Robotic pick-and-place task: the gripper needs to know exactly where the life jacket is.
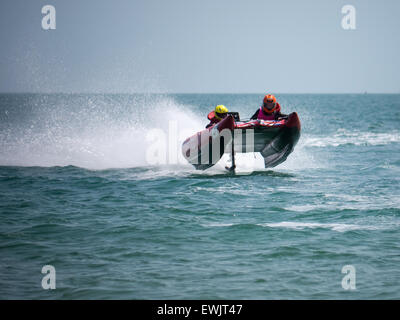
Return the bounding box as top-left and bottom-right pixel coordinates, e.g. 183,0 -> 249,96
257,103 -> 281,120
207,111 -> 220,126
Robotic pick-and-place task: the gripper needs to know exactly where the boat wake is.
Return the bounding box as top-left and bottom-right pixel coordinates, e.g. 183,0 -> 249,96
0,95 -> 203,170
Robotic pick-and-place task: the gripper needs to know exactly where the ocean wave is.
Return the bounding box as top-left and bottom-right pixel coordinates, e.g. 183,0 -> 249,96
284,198 -> 400,212
304,129 -> 400,147
258,221 -> 380,232
201,221 -> 385,232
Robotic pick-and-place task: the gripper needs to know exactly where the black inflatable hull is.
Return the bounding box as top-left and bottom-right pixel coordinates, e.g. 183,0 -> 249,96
259,119 -> 300,168
182,112 -> 301,170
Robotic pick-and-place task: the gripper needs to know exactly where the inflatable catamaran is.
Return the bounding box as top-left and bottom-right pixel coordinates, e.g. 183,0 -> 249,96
182,112 -> 301,171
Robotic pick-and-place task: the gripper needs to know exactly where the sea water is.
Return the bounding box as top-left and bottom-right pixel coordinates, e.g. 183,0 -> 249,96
0,93 -> 399,299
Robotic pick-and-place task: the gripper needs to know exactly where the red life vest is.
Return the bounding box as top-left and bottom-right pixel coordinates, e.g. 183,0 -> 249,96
207,111 -> 220,125
257,103 -> 281,120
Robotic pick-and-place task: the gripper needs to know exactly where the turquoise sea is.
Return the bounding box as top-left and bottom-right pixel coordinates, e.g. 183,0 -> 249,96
0,93 -> 399,299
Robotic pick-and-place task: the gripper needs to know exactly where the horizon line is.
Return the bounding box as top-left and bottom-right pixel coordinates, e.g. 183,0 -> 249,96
0,91 -> 399,95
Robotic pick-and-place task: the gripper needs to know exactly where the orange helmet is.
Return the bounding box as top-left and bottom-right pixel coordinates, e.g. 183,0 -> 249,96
263,94 -> 277,113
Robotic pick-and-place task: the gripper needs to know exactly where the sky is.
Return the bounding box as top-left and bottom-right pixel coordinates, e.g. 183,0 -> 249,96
0,0 -> 399,93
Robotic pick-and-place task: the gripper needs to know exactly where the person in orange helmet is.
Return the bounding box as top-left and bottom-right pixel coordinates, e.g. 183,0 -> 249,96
250,94 -> 287,121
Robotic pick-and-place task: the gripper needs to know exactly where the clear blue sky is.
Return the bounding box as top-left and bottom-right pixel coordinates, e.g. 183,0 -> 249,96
0,0 -> 399,93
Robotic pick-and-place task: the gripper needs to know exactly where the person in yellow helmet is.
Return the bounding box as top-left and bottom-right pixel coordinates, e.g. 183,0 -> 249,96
206,105 -> 228,128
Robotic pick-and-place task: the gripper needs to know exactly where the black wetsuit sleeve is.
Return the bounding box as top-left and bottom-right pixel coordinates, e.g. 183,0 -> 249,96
250,110 -> 259,120
275,111 -> 288,120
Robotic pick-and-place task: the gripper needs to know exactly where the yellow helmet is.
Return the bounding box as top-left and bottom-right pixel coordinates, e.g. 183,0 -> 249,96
214,105 -> 228,120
